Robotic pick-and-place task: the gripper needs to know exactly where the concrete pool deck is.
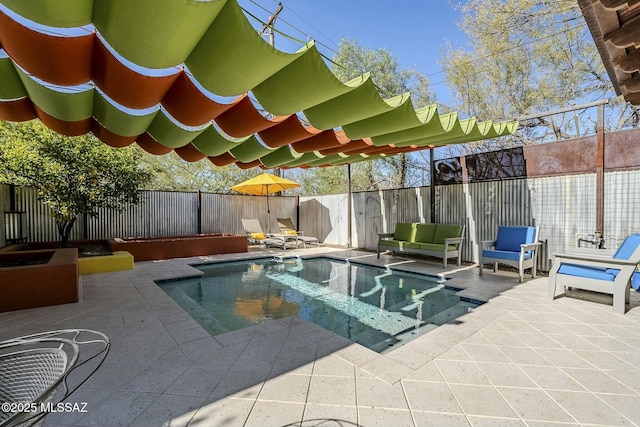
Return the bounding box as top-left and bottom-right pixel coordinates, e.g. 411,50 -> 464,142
2,245 -> 639,426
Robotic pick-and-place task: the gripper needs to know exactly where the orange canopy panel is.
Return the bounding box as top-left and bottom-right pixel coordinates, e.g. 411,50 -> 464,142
0,0 -> 518,169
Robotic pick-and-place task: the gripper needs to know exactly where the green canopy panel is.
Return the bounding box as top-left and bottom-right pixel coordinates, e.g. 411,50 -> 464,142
0,0 -> 518,169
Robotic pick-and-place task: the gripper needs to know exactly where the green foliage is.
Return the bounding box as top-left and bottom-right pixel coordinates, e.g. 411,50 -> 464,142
139,151 -> 259,193
0,120 -> 153,245
440,0 -> 638,153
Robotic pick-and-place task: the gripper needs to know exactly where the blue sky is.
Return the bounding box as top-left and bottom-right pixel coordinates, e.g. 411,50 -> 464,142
239,0 -> 469,105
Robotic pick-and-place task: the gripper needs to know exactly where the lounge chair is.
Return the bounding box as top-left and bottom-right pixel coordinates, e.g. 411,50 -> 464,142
548,233 -> 640,314
241,219 -> 293,251
479,226 -> 540,283
276,218 -> 320,248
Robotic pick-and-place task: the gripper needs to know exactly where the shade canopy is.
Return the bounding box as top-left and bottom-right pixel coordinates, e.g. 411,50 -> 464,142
0,0 -> 518,168
231,173 -> 300,196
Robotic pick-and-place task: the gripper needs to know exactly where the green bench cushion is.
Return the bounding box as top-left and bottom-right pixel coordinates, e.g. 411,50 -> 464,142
393,223 -> 416,242
379,240 -> 404,248
433,224 -> 463,246
405,242 -> 458,252
414,223 -> 436,243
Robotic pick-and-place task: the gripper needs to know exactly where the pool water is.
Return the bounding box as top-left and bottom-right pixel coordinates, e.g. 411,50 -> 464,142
157,257 -> 479,353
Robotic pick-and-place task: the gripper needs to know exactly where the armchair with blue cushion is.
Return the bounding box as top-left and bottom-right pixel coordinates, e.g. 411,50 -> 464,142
548,233 -> 640,314
479,226 -> 540,283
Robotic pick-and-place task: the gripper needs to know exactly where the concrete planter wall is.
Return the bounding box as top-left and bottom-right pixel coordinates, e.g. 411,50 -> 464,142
108,233 -> 248,261
0,248 -> 79,312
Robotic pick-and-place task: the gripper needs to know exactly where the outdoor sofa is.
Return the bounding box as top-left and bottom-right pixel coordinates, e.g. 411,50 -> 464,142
377,222 -> 465,267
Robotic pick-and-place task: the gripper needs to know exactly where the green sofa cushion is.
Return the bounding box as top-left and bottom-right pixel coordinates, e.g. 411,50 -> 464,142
379,239 -> 404,248
405,242 -> 457,252
393,223 -> 416,242
414,223 -> 436,243
433,224 -> 462,245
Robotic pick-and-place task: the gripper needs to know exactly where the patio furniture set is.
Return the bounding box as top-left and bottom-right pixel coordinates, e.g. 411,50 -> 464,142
241,218 -> 320,251
378,222 -> 640,315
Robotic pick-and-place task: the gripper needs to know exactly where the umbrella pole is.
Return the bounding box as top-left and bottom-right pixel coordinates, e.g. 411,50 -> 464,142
266,185 -> 271,233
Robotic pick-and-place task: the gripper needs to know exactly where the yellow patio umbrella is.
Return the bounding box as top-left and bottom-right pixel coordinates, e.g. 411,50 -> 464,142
231,173 -> 300,232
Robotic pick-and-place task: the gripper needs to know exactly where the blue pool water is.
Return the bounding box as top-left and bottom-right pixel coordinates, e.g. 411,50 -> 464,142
157,257 -> 479,353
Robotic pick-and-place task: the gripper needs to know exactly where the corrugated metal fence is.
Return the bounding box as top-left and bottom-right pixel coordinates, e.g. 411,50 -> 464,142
2,170 -> 639,272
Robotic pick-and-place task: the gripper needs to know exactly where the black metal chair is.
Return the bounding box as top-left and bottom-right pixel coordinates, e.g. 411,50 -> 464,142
0,329 -> 110,427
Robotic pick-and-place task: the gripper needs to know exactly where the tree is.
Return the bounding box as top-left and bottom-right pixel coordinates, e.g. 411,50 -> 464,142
0,121 -> 153,247
441,0 -> 638,155
140,151 -> 265,193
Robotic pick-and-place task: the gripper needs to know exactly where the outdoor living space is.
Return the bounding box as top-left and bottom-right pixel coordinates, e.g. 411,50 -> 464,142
2,244 -> 639,427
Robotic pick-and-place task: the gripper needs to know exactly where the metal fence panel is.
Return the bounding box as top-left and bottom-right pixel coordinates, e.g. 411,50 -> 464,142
0,185 -> 10,247
529,174 -> 597,264
604,170 -> 640,249
2,168 -> 639,275
201,193 -> 297,236
300,194 -> 347,246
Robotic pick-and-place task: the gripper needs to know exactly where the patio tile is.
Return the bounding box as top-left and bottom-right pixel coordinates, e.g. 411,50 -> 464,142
244,401 -> 305,427
459,343 -> 511,363
475,362 -> 537,387
466,416 -> 526,426
561,368 -> 636,394
435,360 -> 490,385
359,355 -> 412,384
480,328 -> 527,347
605,369 -> 640,394
437,344 -> 473,361
402,380 -> 464,413
129,393 -> 206,427
165,366 -> 223,397
447,384 -> 517,418
301,403 -> 359,426
596,393 -> 640,426
499,346 -> 552,366
402,360 -> 445,382
208,369 -> 267,401
533,348 -> 595,369
495,387 -> 574,423
42,387 -> 114,427
517,365 -> 586,391
188,398 -> 254,427
583,336 -> 638,352
257,373 -> 312,403
72,390 -> 161,427
356,377 -> 409,410
82,362 -> 149,391
312,354 -> 356,377
357,407 -> 414,427
124,363 -> 189,393
306,376 -> 356,406
412,412 -> 471,427
546,390 -> 635,426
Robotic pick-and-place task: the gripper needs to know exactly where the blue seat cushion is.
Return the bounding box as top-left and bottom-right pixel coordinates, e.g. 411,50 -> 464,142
558,263 -> 619,281
613,233 -> 640,260
495,226 -> 536,252
632,271 -> 640,291
483,249 -> 532,261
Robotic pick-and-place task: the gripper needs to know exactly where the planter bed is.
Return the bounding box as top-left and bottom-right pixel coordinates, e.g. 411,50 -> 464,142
1,240 -> 134,275
107,233 -> 248,261
0,248 -> 79,312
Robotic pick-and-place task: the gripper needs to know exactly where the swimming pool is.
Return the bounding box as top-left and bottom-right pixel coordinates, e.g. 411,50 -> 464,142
157,257 -> 480,353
